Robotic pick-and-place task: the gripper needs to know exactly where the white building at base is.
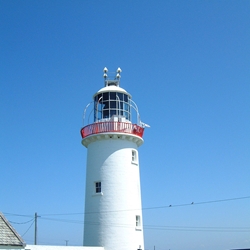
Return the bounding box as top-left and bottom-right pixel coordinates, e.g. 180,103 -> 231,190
25,246 -> 104,250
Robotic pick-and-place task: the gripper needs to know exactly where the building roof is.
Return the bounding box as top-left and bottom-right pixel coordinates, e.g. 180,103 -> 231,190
25,246 -> 104,250
0,212 -> 26,248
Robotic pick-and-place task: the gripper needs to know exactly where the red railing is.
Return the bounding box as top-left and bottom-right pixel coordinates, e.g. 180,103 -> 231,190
80,121 -> 144,139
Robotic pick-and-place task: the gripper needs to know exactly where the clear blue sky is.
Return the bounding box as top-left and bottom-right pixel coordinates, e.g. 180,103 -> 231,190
1,1 -> 250,250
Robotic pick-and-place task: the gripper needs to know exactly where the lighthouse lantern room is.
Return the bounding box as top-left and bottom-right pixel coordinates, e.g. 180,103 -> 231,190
81,68 -> 148,250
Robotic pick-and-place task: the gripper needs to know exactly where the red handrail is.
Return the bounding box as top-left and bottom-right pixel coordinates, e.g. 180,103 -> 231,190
80,122 -> 144,139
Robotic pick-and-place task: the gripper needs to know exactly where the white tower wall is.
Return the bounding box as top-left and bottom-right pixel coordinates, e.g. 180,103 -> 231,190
83,133 -> 144,250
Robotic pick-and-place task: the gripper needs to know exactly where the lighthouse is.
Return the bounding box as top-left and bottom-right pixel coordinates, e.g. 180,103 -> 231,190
81,68 -> 147,250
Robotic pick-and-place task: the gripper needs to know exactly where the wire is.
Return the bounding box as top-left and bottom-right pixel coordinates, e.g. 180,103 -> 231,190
39,217 -> 84,224
143,195 -> 250,211
39,212 -> 83,216
32,217 -> 250,233
144,227 -> 250,233
3,212 -> 33,218
21,219 -> 35,237
39,195 -> 250,216
82,195 -> 250,215
9,218 -> 35,224
4,195 -> 250,218
143,224 -> 250,232
2,194 -> 249,242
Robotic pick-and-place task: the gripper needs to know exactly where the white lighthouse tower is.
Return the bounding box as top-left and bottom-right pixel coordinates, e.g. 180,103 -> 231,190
81,68 -> 147,250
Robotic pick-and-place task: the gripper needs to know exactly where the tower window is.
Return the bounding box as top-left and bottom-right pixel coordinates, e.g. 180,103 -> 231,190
95,182 -> 101,193
136,215 -> 141,227
132,150 -> 137,164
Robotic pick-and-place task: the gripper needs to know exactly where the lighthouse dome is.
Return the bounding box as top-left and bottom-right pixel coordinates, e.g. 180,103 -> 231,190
94,85 -> 131,97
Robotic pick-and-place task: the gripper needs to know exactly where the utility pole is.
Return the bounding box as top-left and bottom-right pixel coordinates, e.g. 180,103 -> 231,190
34,213 -> 39,245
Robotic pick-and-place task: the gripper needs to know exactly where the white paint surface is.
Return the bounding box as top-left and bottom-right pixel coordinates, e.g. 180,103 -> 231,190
83,134 -> 144,250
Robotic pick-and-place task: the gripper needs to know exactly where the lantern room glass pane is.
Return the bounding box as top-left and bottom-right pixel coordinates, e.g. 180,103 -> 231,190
110,110 -> 116,117
124,95 -> 128,102
103,101 -> 109,108
124,111 -> 129,120
103,110 -> 109,118
97,111 -> 102,120
118,93 -> 123,101
103,92 -> 109,101
119,102 -> 123,109
110,92 -> 116,100
94,92 -> 131,122
124,103 -> 129,111
110,101 -> 116,108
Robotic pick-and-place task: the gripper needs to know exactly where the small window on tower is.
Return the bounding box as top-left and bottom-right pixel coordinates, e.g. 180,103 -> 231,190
136,215 -> 141,228
132,150 -> 137,164
95,182 -> 101,193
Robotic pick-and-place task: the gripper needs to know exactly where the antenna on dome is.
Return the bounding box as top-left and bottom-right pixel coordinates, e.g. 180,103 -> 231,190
103,67 -> 108,79
103,67 -> 122,87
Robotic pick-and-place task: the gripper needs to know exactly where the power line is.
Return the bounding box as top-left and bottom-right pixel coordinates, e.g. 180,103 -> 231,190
39,212 -> 83,216
142,195 -> 250,211
3,195 -> 249,242
9,218 -> 34,224
3,195 -> 250,218
3,212 -> 33,218
32,217 -> 250,233
37,195 -> 250,216
143,225 -> 250,232
21,219 -> 35,237
45,217 -> 250,232
39,217 -> 84,224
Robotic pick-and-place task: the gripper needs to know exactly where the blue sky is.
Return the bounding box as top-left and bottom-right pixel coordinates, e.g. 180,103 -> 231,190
1,1 -> 250,250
